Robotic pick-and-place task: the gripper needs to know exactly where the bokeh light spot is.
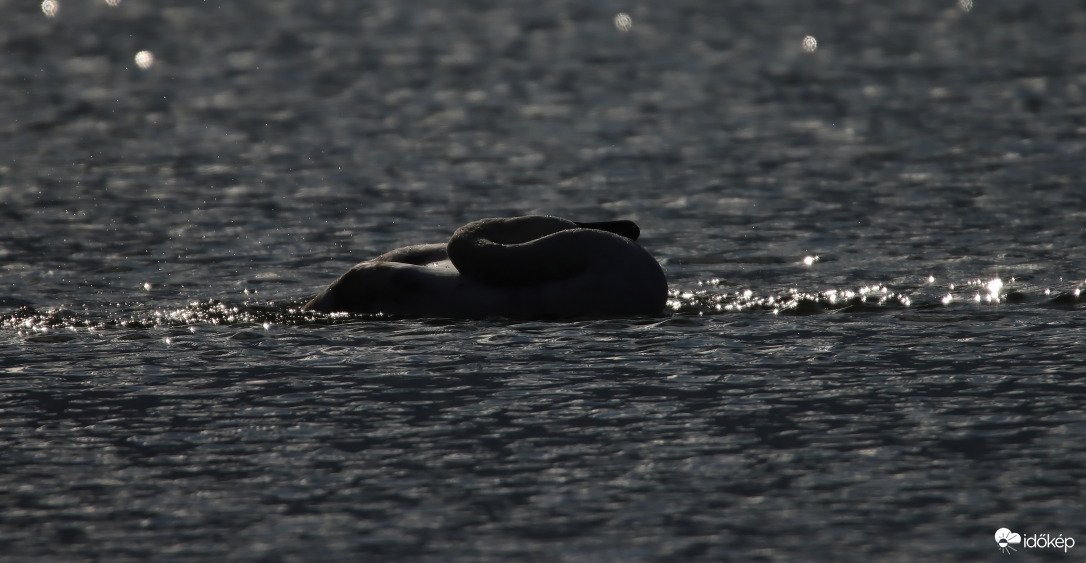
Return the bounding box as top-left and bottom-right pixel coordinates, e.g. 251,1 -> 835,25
614,13 -> 632,32
135,50 -> 155,69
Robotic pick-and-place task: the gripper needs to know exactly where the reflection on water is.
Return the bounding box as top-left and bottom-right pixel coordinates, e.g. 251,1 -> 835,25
3,275 -> 1083,337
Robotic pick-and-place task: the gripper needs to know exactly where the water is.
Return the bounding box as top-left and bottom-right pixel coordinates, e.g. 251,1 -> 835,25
3,0 -> 1085,560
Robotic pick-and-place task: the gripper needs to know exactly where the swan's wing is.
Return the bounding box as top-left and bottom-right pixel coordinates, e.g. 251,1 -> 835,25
448,216 -> 644,287
371,243 -> 448,265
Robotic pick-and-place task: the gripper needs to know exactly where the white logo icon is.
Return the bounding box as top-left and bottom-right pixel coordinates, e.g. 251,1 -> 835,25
995,528 -> 1022,554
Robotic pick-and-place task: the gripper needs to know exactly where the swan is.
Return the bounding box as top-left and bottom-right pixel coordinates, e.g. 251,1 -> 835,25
302,215 -> 668,319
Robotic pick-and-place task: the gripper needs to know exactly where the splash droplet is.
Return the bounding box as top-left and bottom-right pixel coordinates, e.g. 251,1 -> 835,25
41,0 -> 58,17
959,0 -> 973,12
802,35 -> 818,53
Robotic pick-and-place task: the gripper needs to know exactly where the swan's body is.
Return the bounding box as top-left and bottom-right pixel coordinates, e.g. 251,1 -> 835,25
303,216 -> 667,319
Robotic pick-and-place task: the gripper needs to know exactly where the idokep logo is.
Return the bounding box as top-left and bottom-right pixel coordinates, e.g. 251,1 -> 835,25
995,528 -> 1076,555
995,528 -> 1021,554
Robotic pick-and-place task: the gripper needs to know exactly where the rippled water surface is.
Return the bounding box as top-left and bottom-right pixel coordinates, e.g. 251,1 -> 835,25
3,1 -> 1085,560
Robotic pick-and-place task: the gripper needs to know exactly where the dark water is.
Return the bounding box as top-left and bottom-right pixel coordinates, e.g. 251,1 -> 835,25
3,0 -> 1085,560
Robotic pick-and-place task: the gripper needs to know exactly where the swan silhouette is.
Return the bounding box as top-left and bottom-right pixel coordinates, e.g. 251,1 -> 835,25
302,215 -> 668,319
